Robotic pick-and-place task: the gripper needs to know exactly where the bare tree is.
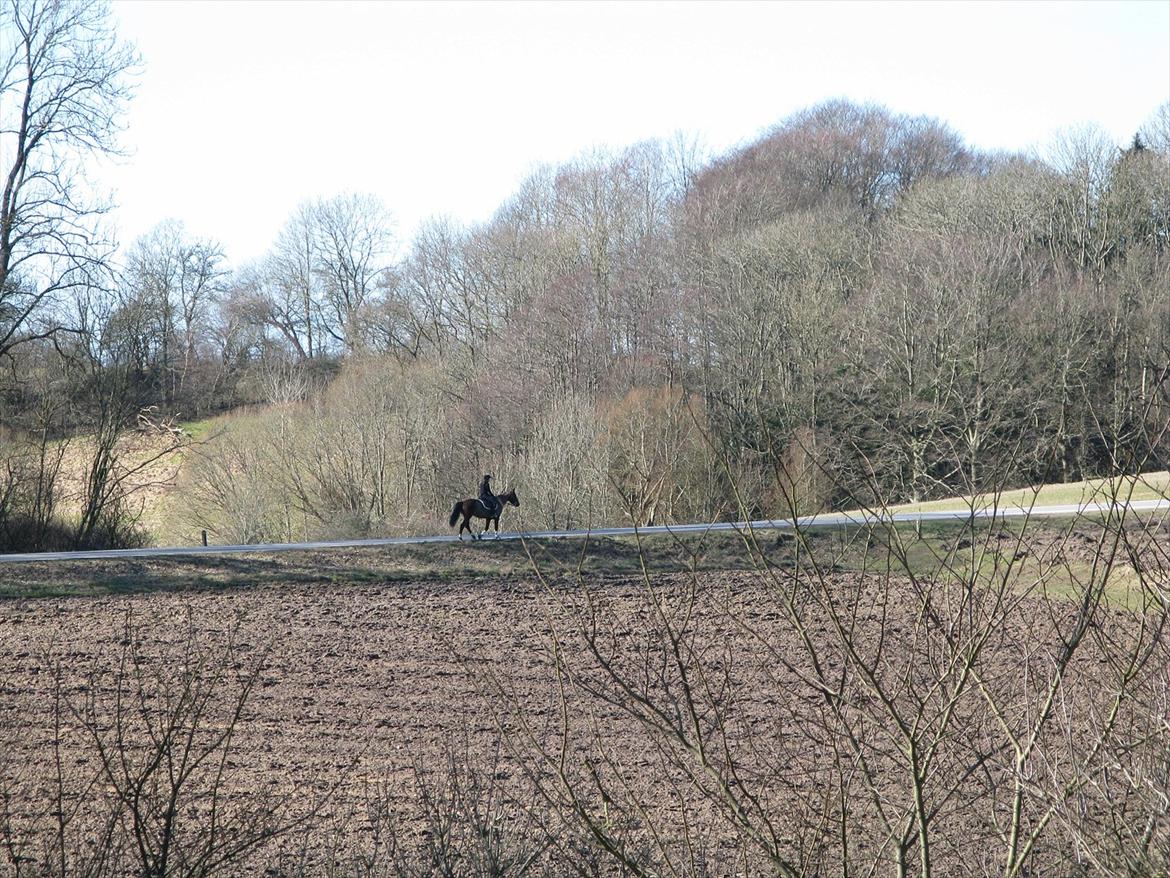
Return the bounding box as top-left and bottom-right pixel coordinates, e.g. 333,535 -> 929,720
0,0 -> 136,361
120,220 -> 226,409
1140,101 -> 1170,156
1044,125 -> 1124,282
245,195 -> 394,359
312,193 -> 395,352
255,204 -> 326,360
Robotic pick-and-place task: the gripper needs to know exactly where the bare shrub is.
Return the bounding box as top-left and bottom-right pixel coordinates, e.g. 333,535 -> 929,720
0,428 -> 69,552
76,617 -> 306,876
182,360 -> 455,542
0,368 -> 174,553
267,746 -> 572,878
257,357 -> 317,407
282,360 -> 446,538
0,657 -> 125,877
0,612 -> 323,878
181,412 -> 295,544
487,491 -> 1170,876
601,386 -> 713,526
519,394 -> 610,531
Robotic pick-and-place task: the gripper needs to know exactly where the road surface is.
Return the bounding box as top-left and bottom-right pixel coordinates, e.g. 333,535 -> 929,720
1,499 -> 1167,565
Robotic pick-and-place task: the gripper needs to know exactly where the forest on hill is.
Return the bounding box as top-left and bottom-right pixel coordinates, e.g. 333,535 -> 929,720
2,1 -> 1169,548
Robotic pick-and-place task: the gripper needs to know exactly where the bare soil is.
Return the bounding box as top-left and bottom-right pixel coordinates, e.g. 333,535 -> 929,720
0,556 -> 1165,875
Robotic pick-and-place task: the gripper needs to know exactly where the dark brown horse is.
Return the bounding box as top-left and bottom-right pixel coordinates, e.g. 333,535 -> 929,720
448,489 -> 519,540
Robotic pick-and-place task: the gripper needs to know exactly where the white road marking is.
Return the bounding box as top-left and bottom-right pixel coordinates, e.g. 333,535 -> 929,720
1,500 -> 1166,565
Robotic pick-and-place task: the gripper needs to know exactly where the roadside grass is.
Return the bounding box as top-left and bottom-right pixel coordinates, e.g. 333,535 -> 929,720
849,517 -> 1160,609
889,471 -> 1170,514
2,514 -> 1162,608
179,416 -> 223,443
0,533 -> 751,599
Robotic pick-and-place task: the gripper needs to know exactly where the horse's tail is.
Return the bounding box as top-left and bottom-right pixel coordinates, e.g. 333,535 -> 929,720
448,501 -> 462,527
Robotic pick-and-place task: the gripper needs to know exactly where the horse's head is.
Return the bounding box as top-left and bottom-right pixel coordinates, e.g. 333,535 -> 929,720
501,489 -> 520,507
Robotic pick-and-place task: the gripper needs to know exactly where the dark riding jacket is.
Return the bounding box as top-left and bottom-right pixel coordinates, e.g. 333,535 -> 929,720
478,476 -> 499,515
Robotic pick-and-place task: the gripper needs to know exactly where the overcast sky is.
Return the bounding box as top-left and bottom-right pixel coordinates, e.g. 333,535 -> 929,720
95,0 -> 1170,266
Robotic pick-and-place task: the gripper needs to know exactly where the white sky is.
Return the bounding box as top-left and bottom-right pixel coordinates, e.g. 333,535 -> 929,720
96,0 -> 1170,266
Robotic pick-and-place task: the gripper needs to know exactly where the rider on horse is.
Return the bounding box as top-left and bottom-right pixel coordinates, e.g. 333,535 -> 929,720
450,475 -> 518,540
478,474 -> 500,517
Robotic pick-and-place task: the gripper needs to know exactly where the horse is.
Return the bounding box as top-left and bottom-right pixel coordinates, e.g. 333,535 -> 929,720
448,489 -> 520,540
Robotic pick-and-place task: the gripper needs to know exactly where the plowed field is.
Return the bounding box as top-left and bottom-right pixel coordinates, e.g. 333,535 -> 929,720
0,550 -> 1165,875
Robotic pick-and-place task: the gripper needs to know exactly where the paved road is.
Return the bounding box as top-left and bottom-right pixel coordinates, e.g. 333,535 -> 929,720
1,499 -> 1166,565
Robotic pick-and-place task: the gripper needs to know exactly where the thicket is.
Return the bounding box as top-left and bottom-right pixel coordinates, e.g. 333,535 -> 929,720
174,103 -> 1170,543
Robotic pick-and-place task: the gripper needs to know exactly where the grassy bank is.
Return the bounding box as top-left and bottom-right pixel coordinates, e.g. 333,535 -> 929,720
3,511 -> 1162,610
888,471 -> 1170,513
